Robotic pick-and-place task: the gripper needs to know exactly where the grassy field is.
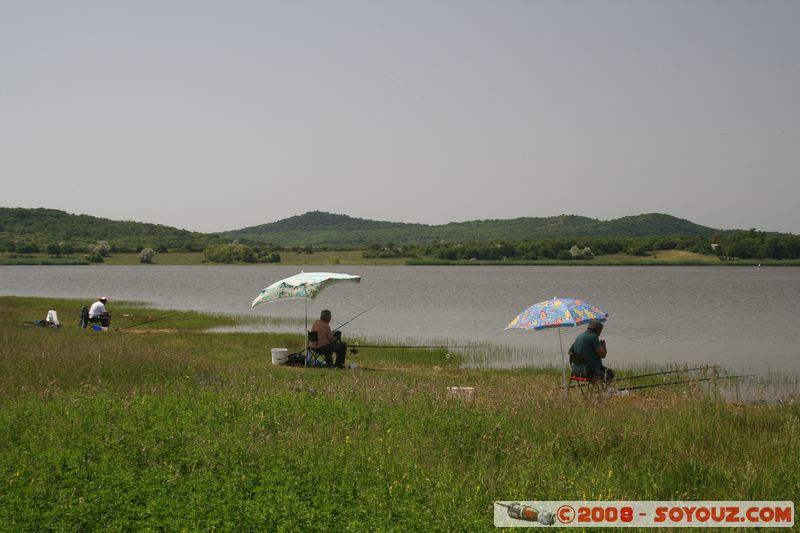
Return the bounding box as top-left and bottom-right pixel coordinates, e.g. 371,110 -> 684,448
0,256 -> 90,265
409,253 -> 800,267
1,297 -> 798,530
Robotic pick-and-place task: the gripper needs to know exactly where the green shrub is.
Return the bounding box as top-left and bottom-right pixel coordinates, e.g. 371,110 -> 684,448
139,248 -> 156,264
204,244 -> 257,264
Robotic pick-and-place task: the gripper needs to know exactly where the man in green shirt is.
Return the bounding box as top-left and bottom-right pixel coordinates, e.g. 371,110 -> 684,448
569,319 -> 614,382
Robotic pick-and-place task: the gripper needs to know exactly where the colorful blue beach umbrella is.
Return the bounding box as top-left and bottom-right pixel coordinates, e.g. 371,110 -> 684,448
506,298 -> 609,395
506,298 -> 608,331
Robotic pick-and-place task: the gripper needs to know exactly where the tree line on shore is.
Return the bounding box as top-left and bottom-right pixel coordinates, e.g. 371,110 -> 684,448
361,230 -> 800,261
4,207 -> 799,263
3,230 -> 800,263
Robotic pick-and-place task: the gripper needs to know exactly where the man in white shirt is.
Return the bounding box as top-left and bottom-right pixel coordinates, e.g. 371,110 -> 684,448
88,297 -> 111,327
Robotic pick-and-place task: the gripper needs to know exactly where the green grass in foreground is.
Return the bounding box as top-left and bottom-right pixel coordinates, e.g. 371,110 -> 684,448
1,297 -> 798,531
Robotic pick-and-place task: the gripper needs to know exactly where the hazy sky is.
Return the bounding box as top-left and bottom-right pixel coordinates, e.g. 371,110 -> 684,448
1,1 -> 798,233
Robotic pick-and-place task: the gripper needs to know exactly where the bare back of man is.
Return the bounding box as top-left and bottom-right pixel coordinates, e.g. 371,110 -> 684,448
310,310 -> 347,368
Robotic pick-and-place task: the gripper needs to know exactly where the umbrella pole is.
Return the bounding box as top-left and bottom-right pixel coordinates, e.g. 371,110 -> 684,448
304,298 -> 308,367
558,328 -> 567,397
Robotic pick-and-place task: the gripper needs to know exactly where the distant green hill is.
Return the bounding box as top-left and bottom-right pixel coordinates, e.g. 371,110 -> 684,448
4,208 -> 798,262
220,211 -> 720,246
0,207 -> 219,252
0,207 -> 723,251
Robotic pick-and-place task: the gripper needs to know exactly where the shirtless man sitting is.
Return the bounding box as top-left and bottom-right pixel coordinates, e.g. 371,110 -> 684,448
310,309 -> 347,368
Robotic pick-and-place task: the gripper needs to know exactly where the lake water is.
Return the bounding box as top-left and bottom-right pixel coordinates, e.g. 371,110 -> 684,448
2,265 -> 799,374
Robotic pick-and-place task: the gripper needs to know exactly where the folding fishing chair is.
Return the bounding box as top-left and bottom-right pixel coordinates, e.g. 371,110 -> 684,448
305,330 -> 329,367
78,306 -> 90,328
568,353 -> 608,396
569,374 -> 606,396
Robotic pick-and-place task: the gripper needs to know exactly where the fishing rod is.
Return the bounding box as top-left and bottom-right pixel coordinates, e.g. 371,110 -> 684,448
616,374 -> 754,392
116,315 -> 166,331
351,344 -> 488,349
614,366 -> 712,383
348,343 -> 489,356
333,302 -> 383,331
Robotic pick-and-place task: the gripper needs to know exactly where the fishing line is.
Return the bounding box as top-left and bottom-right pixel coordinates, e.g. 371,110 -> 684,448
116,316 -> 166,331
333,302 -> 383,331
616,374 -> 754,392
614,366 -> 712,383
351,344 -> 489,349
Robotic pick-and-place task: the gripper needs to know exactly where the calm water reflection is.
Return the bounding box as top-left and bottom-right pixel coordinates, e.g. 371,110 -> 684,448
2,264 -> 799,373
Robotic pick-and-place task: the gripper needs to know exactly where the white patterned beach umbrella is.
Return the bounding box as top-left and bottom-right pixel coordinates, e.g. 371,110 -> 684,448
251,272 -> 361,309
251,272 -> 361,352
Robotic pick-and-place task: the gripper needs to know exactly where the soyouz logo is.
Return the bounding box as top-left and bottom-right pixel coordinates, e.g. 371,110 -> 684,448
494,501 -> 794,528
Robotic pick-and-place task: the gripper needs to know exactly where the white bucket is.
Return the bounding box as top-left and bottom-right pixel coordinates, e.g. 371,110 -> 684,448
271,348 -> 289,365
46,309 -> 60,326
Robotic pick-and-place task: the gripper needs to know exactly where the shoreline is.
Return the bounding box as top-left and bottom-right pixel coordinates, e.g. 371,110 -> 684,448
3,254 -> 799,267
5,295 -> 798,384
